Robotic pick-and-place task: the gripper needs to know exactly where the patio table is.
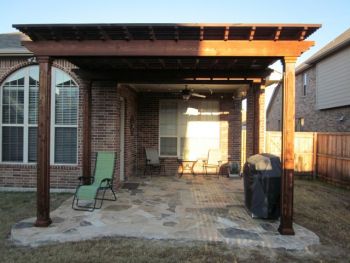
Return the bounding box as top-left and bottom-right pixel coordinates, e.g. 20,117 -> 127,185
177,159 -> 197,177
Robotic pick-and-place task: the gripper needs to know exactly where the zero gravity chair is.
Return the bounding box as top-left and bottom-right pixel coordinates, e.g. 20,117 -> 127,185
72,152 -> 117,211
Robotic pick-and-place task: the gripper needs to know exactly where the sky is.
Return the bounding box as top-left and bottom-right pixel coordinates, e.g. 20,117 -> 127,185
1,0 -> 349,106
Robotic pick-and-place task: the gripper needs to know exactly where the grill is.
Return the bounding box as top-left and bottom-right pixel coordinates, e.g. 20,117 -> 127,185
243,153 -> 281,219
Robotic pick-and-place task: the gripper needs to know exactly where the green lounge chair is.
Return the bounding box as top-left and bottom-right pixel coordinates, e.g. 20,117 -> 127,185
72,152 -> 117,211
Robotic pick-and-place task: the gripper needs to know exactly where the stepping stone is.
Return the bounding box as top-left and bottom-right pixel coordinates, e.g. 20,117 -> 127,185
121,182 -> 139,190
52,217 -> 65,223
80,220 -> 92,227
260,223 -> 277,233
13,222 -> 33,229
132,199 -> 143,205
218,227 -> 262,241
105,204 -> 132,211
163,221 -> 177,227
63,228 -> 77,234
161,213 -> 171,218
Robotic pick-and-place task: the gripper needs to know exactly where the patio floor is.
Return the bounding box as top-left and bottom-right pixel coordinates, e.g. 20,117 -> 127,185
11,175 -> 319,250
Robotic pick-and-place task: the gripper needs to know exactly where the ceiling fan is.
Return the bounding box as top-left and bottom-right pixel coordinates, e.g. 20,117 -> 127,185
181,86 -> 206,100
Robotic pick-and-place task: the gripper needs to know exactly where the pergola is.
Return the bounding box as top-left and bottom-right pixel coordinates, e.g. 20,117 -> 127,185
14,23 -> 320,235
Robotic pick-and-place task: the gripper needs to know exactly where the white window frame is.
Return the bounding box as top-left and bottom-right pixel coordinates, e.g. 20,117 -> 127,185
50,68 -> 79,166
0,66 -> 78,165
302,72 -> 308,97
158,99 -> 220,158
0,67 -> 33,164
159,100 -> 178,157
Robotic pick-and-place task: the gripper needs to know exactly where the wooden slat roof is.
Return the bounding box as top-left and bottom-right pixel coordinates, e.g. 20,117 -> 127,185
69,57 -> 275,71
13,23 -> 320,42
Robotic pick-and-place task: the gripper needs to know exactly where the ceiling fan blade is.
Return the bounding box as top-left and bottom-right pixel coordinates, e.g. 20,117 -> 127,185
192,93 -> 206,98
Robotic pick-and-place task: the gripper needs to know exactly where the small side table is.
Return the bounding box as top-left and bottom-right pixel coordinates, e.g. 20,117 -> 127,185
177,159 -> 197,177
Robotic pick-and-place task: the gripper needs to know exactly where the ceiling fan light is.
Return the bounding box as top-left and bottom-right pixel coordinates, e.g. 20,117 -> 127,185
182,94 -> 191,100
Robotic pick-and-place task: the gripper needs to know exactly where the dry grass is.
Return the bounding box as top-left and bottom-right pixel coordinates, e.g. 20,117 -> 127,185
0,179 -> 349,263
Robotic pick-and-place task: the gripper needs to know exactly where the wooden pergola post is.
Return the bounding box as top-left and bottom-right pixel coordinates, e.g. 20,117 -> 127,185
82,80 -> 92,184
278,56 -> 297,235
35,56 -> 52,227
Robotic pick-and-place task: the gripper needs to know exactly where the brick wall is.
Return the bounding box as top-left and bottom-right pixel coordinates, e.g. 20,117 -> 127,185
0,57 -> 243,187
136,92 -> 242,176
90,83 -> 138,189
266,84 -> 282,131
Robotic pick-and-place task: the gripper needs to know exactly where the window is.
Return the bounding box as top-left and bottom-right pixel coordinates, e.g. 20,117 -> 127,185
302,72 -> 308,96
0,66 -> 78,164
52,69 -> 78,164
159,100 -> 220,159
296,117 -> 304,131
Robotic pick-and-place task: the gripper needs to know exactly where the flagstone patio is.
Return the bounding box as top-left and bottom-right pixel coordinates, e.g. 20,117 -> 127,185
11,175 -> 319,250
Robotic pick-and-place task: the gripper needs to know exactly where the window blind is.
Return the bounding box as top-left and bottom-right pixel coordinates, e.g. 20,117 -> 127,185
54,127 -> 77,164
159,100 -> 220,158
2,127 -> 23,162
28,127 -> 37,162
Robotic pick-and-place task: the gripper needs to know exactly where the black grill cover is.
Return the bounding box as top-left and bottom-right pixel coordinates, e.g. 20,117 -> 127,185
243,153 -> 281,219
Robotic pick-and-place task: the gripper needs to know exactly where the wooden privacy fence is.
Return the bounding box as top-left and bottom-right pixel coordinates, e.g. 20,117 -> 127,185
263,131 -> 350,188
316,133 -> 350,187
265,132 -> 316,175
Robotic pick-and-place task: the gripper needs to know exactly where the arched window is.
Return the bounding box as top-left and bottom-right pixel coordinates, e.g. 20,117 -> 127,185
0,66 -> 79,164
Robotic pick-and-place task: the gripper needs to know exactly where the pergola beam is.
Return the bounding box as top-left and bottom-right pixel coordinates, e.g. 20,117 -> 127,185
72,68 -> 271,83
73,71 -> 255,85
22,40 -> 315,57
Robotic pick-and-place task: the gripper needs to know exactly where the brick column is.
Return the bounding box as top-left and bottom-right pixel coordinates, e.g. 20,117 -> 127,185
254,83 -> 266,154
246,83 -> 265,160
221,98 -> 242,166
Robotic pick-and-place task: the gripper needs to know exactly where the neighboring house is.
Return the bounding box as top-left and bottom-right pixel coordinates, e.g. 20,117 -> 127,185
267,27 -> 350,132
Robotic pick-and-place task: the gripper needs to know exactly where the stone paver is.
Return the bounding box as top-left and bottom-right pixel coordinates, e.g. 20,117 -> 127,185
11,175 -> 319,250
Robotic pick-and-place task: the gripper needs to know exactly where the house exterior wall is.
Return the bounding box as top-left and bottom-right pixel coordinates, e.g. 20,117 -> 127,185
0,57 -> 242,188
266,66 -> 350,132
90,83 -> 138,189
0,58 -> 138,189
137,92 -> 242,176
266,84 -> 282,131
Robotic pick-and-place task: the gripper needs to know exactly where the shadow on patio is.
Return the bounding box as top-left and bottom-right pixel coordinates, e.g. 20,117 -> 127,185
11,175 -> 318,250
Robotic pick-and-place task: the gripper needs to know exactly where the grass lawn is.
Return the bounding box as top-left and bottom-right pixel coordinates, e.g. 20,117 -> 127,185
0,179 -> 349,263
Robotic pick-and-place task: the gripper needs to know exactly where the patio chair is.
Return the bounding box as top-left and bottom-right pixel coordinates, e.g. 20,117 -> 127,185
72,152 -> 117,211
203,149 -> 222,178
144,148 -> 165,176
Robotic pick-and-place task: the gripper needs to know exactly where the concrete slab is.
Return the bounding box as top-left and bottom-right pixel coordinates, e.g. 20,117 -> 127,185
11,175 -> 319,250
